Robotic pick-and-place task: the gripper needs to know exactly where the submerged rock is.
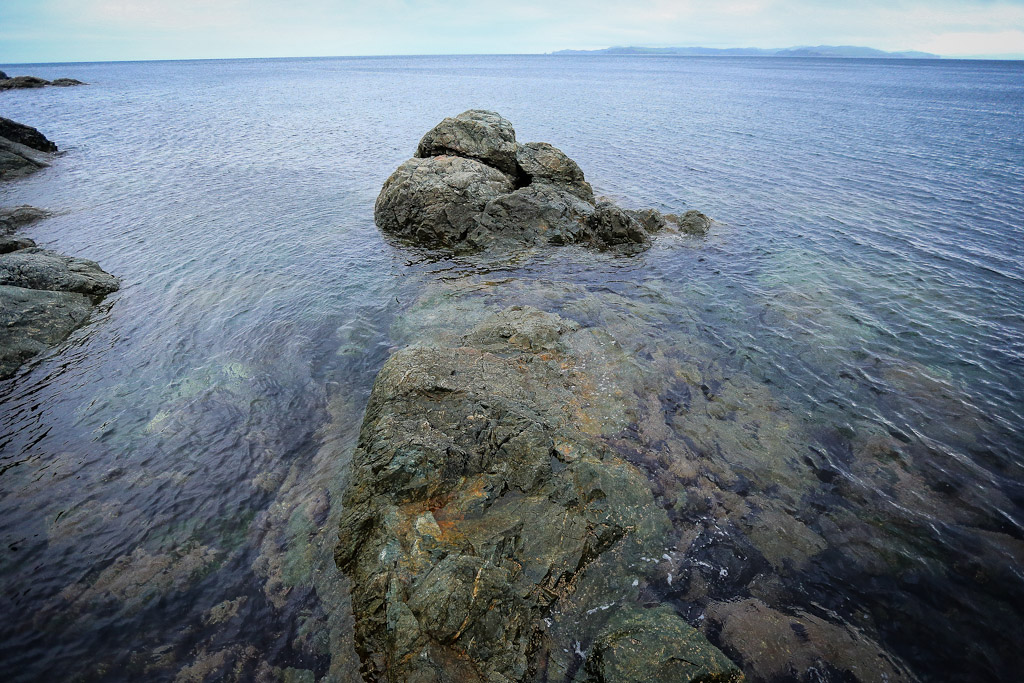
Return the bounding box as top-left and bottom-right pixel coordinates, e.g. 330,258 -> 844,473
336,306 -> 741,682
50,78 -> 85,87
703,598 -> 914,682
0,205 -> 51,233
375,110 -> 707,252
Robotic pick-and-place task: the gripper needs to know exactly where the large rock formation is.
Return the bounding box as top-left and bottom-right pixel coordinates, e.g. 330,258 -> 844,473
336,306 -> 741,682
375,110 -> 710,252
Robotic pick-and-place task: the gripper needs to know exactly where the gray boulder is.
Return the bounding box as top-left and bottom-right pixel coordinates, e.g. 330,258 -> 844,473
667,209 -> 712,235
589,201 -> 650,247
374,155 -> 515,248
0,118 -> 57,180
625,208 -> 669,234
0,285 -> 93,379
50,78 -> 85,87
516,141 -> 594,202
0,137 -> 52,180
0,248 -> 120,297
626,208 -> 713,236
336,306 -> 741,682
416,109 -> 520,177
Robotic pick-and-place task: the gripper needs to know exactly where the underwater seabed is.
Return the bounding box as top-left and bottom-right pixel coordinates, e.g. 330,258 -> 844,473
0,224 -> 1019,682
335,237 -> 1023,681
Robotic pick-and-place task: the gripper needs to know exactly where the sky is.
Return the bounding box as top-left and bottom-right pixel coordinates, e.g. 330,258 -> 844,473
1,0 -> 1023,63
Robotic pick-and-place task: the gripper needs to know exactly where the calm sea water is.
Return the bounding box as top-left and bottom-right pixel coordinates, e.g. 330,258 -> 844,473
0,55 -> 1022,682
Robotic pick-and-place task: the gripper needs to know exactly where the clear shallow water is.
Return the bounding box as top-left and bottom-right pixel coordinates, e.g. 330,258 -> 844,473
0,55 -> 1021,681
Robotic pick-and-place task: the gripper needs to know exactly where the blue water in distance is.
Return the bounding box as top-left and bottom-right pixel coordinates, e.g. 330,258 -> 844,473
0,55 -> 1022,681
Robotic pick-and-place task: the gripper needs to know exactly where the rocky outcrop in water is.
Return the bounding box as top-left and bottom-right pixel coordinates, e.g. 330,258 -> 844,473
0,116 -> 57,180
0,120 -> 119,380
0,246 -> 119,379
0,74 -> 85,91
1,205 -> 51,232
336,306 -> 742,682
375,110 -> 710,251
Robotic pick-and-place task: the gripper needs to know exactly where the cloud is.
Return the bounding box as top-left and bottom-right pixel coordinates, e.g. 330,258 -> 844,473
1,0 -> 1022,62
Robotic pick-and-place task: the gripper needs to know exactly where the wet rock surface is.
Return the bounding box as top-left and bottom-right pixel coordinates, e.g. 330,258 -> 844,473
0,120 -> 118,380
0,117 -> 57,180
336,306 -> 742,682
0,248 -> 120,296
1,205 -> 50,233
0,246 -> 119,378
375,110 -> 710,252
0,117 -> 59,153
0,284 -> 94,379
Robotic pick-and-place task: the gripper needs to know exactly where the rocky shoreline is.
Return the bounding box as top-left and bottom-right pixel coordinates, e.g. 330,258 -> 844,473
0,117 -> 118,380
0,70 -> 85,91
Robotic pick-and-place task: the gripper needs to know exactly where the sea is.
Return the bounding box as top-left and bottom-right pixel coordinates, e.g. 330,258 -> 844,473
0,55 -> 1022,682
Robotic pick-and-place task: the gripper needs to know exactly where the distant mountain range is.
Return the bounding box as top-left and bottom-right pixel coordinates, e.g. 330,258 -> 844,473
551,45 -> 941,59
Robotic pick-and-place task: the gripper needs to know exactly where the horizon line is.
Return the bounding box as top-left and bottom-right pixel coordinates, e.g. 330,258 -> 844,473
5,50 -> 1024,66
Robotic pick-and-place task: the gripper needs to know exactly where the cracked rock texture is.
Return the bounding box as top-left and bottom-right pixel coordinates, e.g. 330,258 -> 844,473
375,110 -> 711,252
335,306 -> 741,682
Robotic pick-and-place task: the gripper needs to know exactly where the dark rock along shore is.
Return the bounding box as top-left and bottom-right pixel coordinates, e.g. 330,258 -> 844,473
0,71 -> 85,91
0,117 -> 119,380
